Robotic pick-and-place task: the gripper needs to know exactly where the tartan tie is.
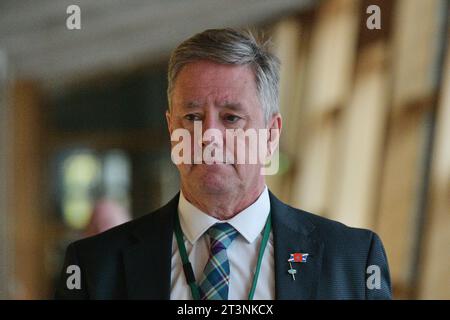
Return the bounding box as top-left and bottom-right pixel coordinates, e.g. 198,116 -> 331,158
198,223 -> 239,300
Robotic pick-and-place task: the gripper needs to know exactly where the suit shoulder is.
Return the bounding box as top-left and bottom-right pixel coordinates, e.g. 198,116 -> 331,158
289,205 -> 376,246
70,212 -> 154,254
68,194 -> 178,260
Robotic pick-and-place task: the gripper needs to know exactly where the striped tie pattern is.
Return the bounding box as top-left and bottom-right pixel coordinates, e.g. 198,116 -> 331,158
199,223 -> 238,300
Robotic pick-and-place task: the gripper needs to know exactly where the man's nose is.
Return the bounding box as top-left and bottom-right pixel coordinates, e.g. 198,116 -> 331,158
202,112 -> 220,131
201,113 -> 224,146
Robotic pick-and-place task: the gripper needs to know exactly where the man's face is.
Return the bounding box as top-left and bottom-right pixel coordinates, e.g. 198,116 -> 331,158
167,60 -> 277,196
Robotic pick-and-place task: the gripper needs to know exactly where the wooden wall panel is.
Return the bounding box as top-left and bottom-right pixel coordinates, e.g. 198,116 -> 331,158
290,115 -> 337,214
376,109 -> 429,297
289,0 -> 360,215
329,42 -> 389,229
0,54 -> 12,299
418,47 -> 450,299
11,81 -> 47,299
273,17 -> 305,157
375,0 -> 446,299
305,0 -> 360,115
391,0 -> 443,109
268,17 -> 310,201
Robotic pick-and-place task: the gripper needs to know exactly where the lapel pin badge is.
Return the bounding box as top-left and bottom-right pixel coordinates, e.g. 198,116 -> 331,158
287,253 -> 309,281
288,262 -> 297,280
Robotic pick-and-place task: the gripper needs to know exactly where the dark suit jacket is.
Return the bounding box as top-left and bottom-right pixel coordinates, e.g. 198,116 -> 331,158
55,191 -> 392,299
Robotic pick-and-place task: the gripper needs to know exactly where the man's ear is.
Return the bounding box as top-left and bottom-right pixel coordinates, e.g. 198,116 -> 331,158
267,113 -> 282,156
166,110 -> 173,136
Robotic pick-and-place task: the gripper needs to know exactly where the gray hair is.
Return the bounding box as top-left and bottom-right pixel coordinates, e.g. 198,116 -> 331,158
167,28 -> 281,123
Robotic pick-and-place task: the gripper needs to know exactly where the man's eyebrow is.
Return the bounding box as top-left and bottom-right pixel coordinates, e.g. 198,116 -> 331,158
182,101 -> 243,111
183,101 -> 202,109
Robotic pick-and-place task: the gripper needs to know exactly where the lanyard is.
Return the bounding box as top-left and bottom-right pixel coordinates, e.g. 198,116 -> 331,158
174,211 -> 272,300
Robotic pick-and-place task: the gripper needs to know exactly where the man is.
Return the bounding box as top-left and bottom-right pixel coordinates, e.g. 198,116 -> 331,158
55,28 -> 391,299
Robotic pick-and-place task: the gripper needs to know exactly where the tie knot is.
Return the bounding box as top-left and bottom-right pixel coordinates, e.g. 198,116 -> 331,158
207,223 -> 238,251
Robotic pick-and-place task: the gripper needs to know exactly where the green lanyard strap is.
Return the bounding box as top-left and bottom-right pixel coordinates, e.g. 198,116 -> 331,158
174,214 -> 201,300
248,213 -> 271,300
174,211 -> 272,300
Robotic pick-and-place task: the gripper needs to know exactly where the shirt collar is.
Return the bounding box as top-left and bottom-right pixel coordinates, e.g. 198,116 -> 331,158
178,186 -> 270,245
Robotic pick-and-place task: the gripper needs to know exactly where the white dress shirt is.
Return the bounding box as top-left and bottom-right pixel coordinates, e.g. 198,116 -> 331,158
170,186 -> 275,300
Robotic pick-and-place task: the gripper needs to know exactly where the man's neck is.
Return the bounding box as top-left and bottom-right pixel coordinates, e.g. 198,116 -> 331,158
180,183 -> 265,221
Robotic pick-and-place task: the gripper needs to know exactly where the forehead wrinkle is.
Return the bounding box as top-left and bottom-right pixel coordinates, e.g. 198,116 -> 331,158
216,100 -> 243,111
181,88 -> 239,108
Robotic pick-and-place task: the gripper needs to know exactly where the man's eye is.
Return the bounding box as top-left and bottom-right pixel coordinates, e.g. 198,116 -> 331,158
224,115 -> 241,123
184,114 -> 201,121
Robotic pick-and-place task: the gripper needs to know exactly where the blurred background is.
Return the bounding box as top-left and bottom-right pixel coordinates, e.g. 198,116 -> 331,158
0,0 -> 448,299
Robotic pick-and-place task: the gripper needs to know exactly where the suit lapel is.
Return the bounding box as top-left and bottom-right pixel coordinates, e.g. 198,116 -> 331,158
270,191 -> 324,300
123,193 -> 179,299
